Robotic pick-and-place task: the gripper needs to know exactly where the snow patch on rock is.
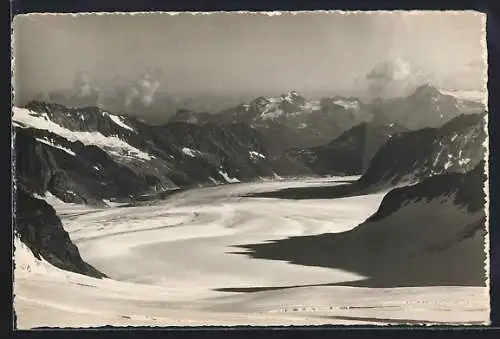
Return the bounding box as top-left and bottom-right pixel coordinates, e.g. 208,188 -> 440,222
103,112 -> 135,132
249,151 -> 266,160
218,170 -> 240,183
13,107 -> 153,161
35,137 -> 76,156
182,147 -> 199,158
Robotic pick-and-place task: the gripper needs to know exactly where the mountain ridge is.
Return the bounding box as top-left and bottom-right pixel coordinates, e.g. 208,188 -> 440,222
247,112 -> 486,200
13,102 -> 281,205
283,121 -> 409,176
168,85 -> 485,155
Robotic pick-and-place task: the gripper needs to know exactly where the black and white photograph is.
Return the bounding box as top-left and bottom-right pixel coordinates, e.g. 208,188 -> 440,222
11,11 -> 489,328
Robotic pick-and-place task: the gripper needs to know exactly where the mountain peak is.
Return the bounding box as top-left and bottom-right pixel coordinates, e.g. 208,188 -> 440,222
411,84 -> 441,98
285,90 -> 300,98
250,96 -> 270,106
281,90 -> 306,106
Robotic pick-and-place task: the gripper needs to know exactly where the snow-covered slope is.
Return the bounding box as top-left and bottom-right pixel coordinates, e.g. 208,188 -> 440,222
240,162 -> 487,288
13,178 -> 489,328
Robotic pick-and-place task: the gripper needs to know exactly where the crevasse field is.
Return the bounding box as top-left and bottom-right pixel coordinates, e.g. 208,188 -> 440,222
13,177 -> 489,328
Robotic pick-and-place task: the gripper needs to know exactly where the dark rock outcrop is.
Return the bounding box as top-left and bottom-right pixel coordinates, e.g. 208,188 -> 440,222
357,112 -> 486,190
14,127 -> 151,206
285,121 -> 409,176
14,189 -> 106,278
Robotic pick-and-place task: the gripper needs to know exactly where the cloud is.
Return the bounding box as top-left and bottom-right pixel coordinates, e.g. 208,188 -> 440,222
365,57 -> 431,98
73,71 -> 99,98
124,71 -> 161,108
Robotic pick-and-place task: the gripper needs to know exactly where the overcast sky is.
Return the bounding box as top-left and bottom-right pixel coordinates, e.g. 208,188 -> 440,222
13,11 -> 486,105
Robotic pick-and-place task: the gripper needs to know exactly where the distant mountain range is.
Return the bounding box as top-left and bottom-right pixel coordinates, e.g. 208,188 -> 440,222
369,84 -> 484,129
37,89 -> 262,124
38,84 -> 485,139
169,90 -> 371,153
169,85 -> 484,155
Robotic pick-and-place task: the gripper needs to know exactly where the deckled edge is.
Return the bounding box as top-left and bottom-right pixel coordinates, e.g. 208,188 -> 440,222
10,8 -> 18,330
10,9 -> 490,328
11,9 -> 485,18
479,11 -> 491,326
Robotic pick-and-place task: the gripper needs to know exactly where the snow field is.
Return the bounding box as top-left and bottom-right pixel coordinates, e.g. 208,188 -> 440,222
14,178 -> 490,328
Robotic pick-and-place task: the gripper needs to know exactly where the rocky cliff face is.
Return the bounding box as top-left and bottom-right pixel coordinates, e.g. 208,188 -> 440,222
14,127 -> 154,206
14,189 -> 106,278
358,112 -> 486,191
